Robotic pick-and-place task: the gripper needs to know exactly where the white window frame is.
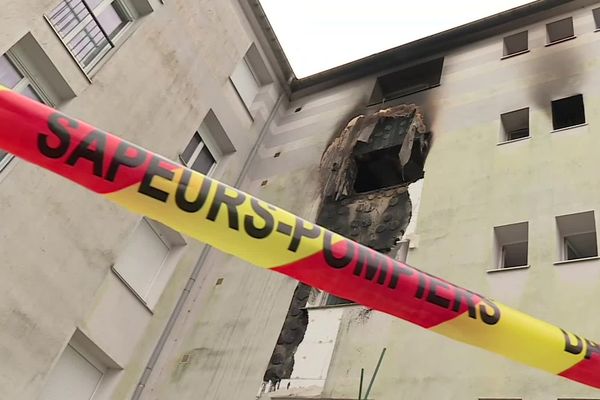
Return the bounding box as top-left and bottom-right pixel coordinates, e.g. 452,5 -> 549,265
499,107 -> 529,144
492,222 -> 529,271
230,57 -> 262,118
556,211 -> 598,262
41,329 -> 121,400
111,218 -> 186,310
178,133 -> 218,176
0,51 -> 52,173
45,0 -> 136,75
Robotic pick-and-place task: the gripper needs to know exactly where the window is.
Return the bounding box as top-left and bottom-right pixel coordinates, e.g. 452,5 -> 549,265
556,211 -> 598,261
46,0 -> 133,72
179,110 -> 235,175
230,43 -> 272,113
0,51 -> 49,172
594,8 -> 600,30
353,115 -> 428,193
551,94 -> 585,130
494,222 -> 528,269
503,31 -> 528,57
500,108 -> 529,142
40,330 -> 120,400
546,17 -> 575,44
369,58 -> 444,104
112,219 -> 185,307
231,58 -> 260,110
180,132 -> 216,175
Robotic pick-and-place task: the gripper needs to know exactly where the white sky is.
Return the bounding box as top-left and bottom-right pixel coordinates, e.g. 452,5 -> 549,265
260,1 -> 532,78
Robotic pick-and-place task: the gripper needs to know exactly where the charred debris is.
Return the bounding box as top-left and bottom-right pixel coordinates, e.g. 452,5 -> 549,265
264,104 -> 432,386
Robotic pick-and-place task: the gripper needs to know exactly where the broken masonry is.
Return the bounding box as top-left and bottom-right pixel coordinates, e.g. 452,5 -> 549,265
263,104 -> 431,385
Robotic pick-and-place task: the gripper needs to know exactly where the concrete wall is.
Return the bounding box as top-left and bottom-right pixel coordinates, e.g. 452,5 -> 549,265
259,2 -> 600,400
0,1 -> 285,399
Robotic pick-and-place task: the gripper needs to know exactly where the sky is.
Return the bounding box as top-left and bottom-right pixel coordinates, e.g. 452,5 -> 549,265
260,1 -> 532,78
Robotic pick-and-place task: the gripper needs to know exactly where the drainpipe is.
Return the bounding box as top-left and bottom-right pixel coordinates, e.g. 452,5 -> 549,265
131,92 -> 286,400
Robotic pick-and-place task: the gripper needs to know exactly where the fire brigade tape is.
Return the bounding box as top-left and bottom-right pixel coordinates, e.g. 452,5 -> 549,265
0,86 -> 599,388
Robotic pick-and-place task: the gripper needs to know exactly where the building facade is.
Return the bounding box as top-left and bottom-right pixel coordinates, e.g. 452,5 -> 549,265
3,1 -> 600,400
0,1 -> 291,399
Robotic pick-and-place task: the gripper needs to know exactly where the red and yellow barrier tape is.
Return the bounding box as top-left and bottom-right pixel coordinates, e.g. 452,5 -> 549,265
0,86 -> 599,388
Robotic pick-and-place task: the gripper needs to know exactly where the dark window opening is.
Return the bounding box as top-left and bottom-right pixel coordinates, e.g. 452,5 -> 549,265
501,108 -> 529,142
546,17 -> 574,44
565,232 -> 598,260
353,144 -> 425,193
494,222 -> 528,269
552,94 -> 585,130
369,58 -> 443,104
326,294 -> 353,306
594,8 -> 600,30
503,31 -> 528,56
501,242 -> 528,268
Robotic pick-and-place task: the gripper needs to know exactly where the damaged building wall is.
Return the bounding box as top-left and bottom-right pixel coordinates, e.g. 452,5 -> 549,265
264,4 -> 600,400
262,104 -> 432,391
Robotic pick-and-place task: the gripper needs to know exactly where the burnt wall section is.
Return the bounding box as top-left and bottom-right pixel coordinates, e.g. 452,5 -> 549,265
263,283 -> 310,385
318,187 -> 411,252
263,105 -> 431,387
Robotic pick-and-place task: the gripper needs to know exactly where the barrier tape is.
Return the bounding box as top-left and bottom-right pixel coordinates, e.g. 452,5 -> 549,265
1,86 -> 599,388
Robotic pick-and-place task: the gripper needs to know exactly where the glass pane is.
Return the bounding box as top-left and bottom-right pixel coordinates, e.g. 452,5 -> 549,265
67,19 -> 110,67
97,3 -> 127,37
230,59 -> 260,108
181,133 -> 202,164
0,55 -> 23,88
86,0 -> 104,9
49,0 -> 88,38
191,146 -> 216,174
19,85 -> 43,103
0,150 -> 8,163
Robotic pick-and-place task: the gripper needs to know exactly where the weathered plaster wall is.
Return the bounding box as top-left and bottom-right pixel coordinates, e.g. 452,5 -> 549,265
304,3 -> 600,400
0,1 -> 283,399
146,74 -> 376,400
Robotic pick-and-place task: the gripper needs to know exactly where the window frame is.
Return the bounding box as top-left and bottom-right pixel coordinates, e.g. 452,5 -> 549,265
499,107 -> 530,144
594,7 -> 600,30
551,94 -> 586,131
178,132 -> 218,176
556,211 -> 598,263
230,56 -> 262,114
45,0 -> 136,76
40,329 -> 121,400
111,218 -> 178,308
0,51 -> 52,173
502,30 -> 529,58
545,17 -> 576,45
491,222 -> 529,272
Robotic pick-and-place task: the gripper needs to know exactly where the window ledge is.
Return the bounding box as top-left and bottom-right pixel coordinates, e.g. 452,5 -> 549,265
545,35 -> 577,47
554,256 -> 600,266
487,265 -> 530,273
551,123 -> 588,133
111,266 -> 154,314
501,49 -> 530,60
497,136 -> 530,146
595,28 -> 600,32
303,302 -> 360,310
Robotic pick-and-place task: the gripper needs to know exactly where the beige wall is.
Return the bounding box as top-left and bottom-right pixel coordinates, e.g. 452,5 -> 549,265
259,2 -> 600,400
0,1 -> 285,399
5,1 -> 600,400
